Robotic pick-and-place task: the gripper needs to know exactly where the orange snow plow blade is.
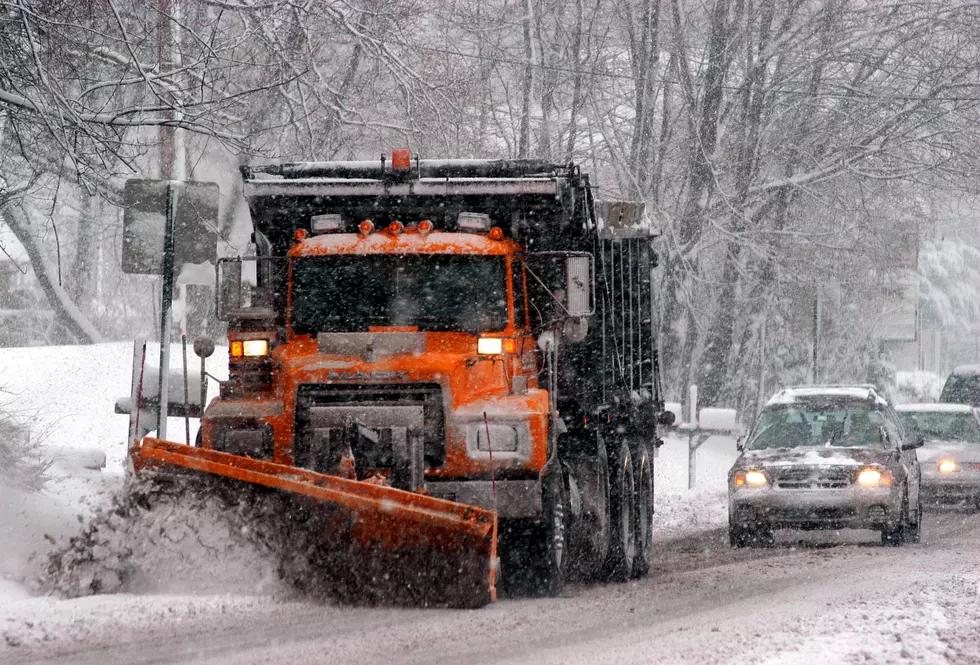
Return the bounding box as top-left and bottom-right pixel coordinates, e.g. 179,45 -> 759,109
135,437 -> 497,608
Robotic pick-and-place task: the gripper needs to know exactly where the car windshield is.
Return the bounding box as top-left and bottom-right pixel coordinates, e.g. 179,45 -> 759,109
747,402 -> 889,450
898,411 -> 980,444
939,374 -> 980,406
290,254 -> 509,334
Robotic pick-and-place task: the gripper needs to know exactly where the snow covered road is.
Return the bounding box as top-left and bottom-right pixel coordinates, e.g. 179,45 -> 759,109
7,509 -> 980,665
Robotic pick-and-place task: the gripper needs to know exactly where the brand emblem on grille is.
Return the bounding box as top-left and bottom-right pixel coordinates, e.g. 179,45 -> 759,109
327,370 -> 409,380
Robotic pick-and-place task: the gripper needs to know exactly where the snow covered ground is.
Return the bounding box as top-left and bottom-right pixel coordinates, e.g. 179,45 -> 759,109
0,343 -> 737,654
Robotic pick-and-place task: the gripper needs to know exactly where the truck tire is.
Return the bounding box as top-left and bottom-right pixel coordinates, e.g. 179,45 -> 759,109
631,441 -> 654,578
566,435 -> 610,581
604,439 -> 636,582
499,469 -> 568,597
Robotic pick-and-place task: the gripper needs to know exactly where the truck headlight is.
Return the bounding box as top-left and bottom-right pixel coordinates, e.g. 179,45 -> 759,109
477,337 -> 503,355
231,339 -> 270,357
466,422 -> 528,454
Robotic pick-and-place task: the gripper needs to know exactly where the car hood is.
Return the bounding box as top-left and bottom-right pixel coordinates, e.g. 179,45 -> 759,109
740,447 -> 887,468
918,441 -> 980,464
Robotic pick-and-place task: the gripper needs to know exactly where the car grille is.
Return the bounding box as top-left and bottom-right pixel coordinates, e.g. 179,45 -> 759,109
776,506 -> 857,521
293,383 -> 445,474
772,466 -> 854,489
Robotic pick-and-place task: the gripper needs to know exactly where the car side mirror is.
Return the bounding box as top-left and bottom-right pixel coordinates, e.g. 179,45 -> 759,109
736,434 -> 745,452
900,437 -> 924,451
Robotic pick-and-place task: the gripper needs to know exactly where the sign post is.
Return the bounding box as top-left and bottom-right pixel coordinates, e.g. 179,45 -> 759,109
122,178 -> 219,439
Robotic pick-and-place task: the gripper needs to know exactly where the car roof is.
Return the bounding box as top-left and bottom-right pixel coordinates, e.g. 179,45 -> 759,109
895,402 -> 976,413
765,385 -> 888,407
949,364 -> 980,376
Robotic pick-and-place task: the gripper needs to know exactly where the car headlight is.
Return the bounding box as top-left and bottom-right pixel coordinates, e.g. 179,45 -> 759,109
857,468 -> 893,486
938,459 -> 959,473
734,470 -> 768,487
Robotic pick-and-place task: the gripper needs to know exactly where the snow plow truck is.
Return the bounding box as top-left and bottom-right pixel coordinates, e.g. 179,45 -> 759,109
124,151 -> 673,608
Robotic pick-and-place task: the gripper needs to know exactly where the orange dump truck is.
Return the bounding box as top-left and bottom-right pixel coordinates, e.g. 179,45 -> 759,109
128,152 -> 673,608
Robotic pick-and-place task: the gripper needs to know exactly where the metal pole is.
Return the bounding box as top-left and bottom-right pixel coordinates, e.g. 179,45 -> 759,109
182,333 -> 190,445
157,182 -> 178,440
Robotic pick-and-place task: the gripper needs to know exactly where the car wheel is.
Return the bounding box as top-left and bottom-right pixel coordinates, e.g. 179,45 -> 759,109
630,441 -> 654,578
882,493 -> 908,547
904,495 -> 922,544
603,439 -> 636,582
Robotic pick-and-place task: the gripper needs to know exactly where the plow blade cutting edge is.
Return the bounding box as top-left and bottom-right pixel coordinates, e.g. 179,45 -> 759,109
134,437 -> 497,608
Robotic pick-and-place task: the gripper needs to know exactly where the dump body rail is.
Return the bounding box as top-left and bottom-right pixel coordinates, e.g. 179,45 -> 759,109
136,438 -> 497,607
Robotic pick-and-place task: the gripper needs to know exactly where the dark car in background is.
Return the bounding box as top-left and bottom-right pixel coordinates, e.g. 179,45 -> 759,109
939,365 -> 980,406
896,403 -> 980,509
729,386 -> 923,547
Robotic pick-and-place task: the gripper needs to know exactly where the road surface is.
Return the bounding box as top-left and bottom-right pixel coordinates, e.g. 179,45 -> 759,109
6,509 -> 980,665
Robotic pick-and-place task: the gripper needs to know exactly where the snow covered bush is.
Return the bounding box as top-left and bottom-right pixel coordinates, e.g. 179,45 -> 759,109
893,370 -> 944,404
0,391 -> 50,491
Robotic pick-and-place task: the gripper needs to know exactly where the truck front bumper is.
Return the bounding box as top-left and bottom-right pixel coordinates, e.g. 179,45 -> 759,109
428,480 -> 542,519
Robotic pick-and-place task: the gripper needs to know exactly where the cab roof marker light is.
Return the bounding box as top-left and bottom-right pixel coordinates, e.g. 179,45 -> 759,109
391,148 -> 412,170
311,213 -> 343,233
458,212 -> 492,232
388,220 -> 405,235
293,228 -> 308,242
358,220 -> 374,236
489,226 -> 504,241
418,219 -> 434,235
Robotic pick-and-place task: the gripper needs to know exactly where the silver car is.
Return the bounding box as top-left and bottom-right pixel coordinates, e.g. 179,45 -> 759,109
896,403 -> 980,509
728,386 -> 923,547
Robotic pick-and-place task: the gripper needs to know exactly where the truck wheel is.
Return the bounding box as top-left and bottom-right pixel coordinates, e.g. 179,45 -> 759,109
536,469 -> 569,595
631,442 -> 654,578
604,439 -> 636,582
566,435 -> 610,581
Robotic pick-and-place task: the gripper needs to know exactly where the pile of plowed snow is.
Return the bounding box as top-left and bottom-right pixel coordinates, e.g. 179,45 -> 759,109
36,477 -> 289,599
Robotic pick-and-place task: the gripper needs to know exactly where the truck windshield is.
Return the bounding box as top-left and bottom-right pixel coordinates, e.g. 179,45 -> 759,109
290,255 -> 509,334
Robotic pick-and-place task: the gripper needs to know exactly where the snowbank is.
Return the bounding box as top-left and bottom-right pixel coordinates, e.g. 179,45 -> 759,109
0,342 -> 737,640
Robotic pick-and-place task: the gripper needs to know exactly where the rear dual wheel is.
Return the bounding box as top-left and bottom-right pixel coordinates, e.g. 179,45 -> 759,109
631,442 -> 654,578
604,439 -> 636,581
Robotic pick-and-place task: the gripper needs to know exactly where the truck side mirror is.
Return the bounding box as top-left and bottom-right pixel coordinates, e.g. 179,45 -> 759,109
565,255 -> 593,317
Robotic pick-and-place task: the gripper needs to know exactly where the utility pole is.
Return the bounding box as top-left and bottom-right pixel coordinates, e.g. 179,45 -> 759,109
811,290 -> 820,384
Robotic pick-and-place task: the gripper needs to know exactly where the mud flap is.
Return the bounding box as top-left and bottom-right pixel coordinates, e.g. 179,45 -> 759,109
134,437 -> 497,608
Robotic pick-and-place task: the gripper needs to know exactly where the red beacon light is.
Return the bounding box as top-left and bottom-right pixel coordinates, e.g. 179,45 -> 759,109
417,219 -> 433,235
388,220 -> 405,235
489,226 -> 504,241
391,149 -> 412,170
293,228 -> 309,242
358,220 -> 375,236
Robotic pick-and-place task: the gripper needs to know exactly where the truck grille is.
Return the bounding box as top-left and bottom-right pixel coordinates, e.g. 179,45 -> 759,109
773,466 -> 854,489
293,383 -> 445,474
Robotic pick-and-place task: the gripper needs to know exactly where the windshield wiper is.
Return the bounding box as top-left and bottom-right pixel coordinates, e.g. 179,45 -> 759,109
824,429 -> 841,447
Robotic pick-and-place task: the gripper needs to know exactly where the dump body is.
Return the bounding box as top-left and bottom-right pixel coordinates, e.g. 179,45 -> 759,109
130,155 -> 669,604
